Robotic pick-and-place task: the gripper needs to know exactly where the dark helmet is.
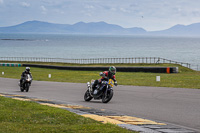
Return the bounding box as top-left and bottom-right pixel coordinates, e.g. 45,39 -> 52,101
25,67 -> 30,72
109,66 -> 116,75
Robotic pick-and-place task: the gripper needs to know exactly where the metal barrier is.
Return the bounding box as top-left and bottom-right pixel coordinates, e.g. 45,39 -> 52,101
0,57 -> 191,68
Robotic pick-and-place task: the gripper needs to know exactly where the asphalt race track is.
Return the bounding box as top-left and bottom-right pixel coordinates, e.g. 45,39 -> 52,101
0,77 -> 200,132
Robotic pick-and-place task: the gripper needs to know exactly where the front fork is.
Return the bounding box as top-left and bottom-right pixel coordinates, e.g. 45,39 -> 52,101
105,85 -> 112,97
104,85 -> 109,97
87,82 -> 93,97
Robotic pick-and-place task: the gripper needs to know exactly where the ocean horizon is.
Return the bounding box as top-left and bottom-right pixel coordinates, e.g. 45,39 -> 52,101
0,33 -> 200,69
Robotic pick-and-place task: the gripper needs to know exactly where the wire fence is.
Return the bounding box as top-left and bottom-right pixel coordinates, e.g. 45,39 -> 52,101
190,64 -> 200,71
0,56 -> 192,69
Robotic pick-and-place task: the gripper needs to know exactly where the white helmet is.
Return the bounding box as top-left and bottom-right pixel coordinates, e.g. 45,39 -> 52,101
25,67 -> 30,72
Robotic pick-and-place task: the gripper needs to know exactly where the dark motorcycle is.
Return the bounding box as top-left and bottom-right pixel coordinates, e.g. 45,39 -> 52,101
19,74 -> 32,92
84,79 -> 115,103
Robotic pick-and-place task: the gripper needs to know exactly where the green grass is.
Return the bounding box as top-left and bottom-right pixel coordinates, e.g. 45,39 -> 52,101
0,96 -> 134,133
0,62 -> 198,132
0,62 -> 200,89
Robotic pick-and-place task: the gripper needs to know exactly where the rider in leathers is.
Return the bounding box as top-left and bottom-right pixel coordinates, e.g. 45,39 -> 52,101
92,66 -> 117,94
20,67 -> 32,87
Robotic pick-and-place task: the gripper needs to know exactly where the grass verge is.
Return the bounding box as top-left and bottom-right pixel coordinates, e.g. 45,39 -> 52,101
0,96 -> 135,133
0,62 -> 200,89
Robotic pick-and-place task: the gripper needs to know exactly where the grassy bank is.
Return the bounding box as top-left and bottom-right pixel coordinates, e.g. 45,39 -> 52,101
0,96 -> 134,133
0,62 -> 200,89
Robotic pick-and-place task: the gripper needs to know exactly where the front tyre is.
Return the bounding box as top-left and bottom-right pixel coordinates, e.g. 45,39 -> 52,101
25,83 -> 30,92
84,90 -> 93,101
20,83 -> 25,92
102,89 -> 113,103
20,87 -> 24,92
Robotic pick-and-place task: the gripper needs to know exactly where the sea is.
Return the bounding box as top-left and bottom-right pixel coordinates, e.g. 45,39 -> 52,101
0,33 -> 200,69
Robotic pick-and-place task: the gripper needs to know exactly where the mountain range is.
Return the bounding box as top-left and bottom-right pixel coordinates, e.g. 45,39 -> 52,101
0,20 -> 200,36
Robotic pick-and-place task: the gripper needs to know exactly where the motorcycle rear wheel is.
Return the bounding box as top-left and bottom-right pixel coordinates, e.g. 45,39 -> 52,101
102,89 -> 113,103
84,90 -> 93,101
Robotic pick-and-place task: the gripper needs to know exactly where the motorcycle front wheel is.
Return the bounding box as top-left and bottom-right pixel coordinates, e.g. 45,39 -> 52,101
84,90 -> 93,101
25,83 -> 30,92
20,87 -> 24,92
20,83 -> 25,92
102,89 -> 113,103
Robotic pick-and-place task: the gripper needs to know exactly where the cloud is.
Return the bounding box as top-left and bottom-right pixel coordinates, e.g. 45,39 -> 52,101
84,4 -> 94,9
54,9 -> 64,14
20,2 -> 30,7
191,10 -> 200,17
1,0 -> 200,31
41,5 -> 47,14
110,7 -> 116,11
119,8 -> 130,13
41,6 -> 46,11
0,0 -> 3,4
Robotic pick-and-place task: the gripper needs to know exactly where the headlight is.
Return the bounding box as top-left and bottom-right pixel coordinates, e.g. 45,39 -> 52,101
87,82 -> 90,86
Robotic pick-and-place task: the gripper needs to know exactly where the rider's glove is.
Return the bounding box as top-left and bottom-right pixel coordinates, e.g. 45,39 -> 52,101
114,81 -> 118,86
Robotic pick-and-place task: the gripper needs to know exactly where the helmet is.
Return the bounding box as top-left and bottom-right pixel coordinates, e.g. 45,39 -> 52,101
25,67 -> 30,72
109,66 -> 116,75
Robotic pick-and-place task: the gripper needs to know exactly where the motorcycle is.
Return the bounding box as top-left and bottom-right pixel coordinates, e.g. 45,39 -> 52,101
19,74 -> 32,92
84,79 -> 115,103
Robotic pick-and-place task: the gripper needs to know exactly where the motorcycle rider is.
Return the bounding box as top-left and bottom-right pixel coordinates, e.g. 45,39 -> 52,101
20,67 -> 32,87
92,66 -> 117,94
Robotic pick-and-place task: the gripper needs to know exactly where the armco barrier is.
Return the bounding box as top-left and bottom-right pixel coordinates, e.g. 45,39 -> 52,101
23,64 -> 178,73
117,67 -> 178,73
0,63 -> 22,67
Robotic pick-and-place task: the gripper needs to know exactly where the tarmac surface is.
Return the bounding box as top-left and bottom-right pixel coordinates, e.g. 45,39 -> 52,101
0,77 -> 200,132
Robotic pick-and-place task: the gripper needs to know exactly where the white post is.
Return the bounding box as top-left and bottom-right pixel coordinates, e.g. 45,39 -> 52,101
48,74 -> 51,78
156,76 -> 160,82
2,72 -> 4,75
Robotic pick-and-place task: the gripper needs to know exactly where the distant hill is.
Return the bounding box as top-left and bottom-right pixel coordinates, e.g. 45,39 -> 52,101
0,20 -> 200,36
0,20 -> 146,35
149,23 -> 200,36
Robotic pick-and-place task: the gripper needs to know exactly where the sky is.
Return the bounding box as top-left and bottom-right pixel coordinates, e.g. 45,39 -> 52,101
0,0 -> 200,31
